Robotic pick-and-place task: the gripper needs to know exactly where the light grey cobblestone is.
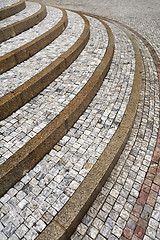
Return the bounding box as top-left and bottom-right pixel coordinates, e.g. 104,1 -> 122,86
0,15 -> 107,164
0,6 -> 62,56
0,10 -> 84,98
0,0 -> 19,9
0,2 -> 41,28
0,22 -> 135,239
71,26 -> 159,240
46,0 -> 160,58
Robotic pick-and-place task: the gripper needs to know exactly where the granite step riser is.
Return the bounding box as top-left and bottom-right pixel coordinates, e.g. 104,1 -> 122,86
0,12 -> 88,121
37,18 -> 142,240
0,16 -> 113,198
0,2 -> 47,44
0,7 -> 67,75
0,0 -> 25,20
0,12 -> 90,196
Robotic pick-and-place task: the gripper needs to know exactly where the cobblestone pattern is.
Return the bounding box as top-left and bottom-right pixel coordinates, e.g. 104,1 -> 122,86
108,20 -> 160,240
0,0 -> 19,9
0,2 -> 40,28
143,137 -> 160,240
0,10 -> 83,98
71,30 -> 159,240
0,6 -> 62,56
0,16 -> 107,165
50,0 -> 160,58
122,134 -> 160,240
0,22 -> 135,240
115,12 -> 160,59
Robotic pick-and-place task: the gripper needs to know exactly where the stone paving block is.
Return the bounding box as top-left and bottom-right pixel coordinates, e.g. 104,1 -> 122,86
0,0 -> 159,239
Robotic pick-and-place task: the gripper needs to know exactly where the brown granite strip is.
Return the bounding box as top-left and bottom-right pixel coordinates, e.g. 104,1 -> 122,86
97,16 -> 160,240
0,0 -> 25,20
0,7 -> 67,74
0,12 -> 91,197
0,11 -> 91,121
36,18 -> 143,240
0,3 -> 47,44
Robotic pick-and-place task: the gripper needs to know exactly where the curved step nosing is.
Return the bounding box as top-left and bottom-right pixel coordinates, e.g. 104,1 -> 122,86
0,13 -> 87,121
0,3 -> 47,44
0,12 -> 91,196
36,19 -> 143,240
0,8 -> 68,74
0,0 -> 26,20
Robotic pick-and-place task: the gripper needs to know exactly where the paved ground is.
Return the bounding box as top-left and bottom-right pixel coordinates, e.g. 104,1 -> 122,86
34,0 -> 160,239
33,0 -> 160,55
0,0 -> 159,239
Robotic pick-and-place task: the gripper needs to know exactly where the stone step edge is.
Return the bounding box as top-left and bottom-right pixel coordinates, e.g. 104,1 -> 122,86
0,14 -> 114,198
0,0 -> 26,20
36,17 -> 143,240
0,7 -> 67,74
0,11 -> 90,196
0,9 -> 88,121
0,2 -> 47,44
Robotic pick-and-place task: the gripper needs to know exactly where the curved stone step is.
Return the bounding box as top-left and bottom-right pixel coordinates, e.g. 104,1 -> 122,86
0,2 -> 159,240
0,17 -> 113,240
71,20 -> 160,240
0,16 -> 141,240
0,2 -> 47,43
0,10 -> 86,160
0,10 -> 88,120
0,7 -> 68,74
0,15 -> 113,198
0,0 -> 25,20
36,19 -> 143,240
0,2 -> 40,28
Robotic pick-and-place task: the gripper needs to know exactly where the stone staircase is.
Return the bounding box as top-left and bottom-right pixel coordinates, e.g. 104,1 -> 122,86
0,0 -> 159,240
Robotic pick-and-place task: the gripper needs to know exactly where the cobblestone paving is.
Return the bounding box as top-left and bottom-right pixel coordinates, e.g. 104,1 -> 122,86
0,2 -> 40,28
0,0 -> 159,239
0,21 -> 135,239
71,28 -> 159,240
144,155 -> 160,240
0,10 -> 83,98
0,6 -> 62,56
0,15 -> 107,165
0,0 -> 19,9
121,18 -> 160,59
40,0 -> 160,57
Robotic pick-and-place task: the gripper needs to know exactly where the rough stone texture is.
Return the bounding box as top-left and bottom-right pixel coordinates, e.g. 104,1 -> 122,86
0,0 -> 19,9
71,23 -> 159,240
0,0 -> 159,239
0,6 -> 61,56
0,0 -> 26,21
0,2 -> 40,28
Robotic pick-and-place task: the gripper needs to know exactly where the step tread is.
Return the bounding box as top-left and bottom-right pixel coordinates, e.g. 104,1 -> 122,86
0,10 -> 84,98
36,19 -> 142,240
0,1 -> 40,28
0,6 -> 62,57
0,20 -> 137,240
0,0 -> 19,9
0,0 -> 159,240
0,15 -> 106,165
71,25 -> 159,240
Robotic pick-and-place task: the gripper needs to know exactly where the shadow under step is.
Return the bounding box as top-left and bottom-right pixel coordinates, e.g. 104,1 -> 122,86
0,16 -> 114,197
0,2 -> 47,43
0,7 -> 68,74
0,0 -> 26,20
